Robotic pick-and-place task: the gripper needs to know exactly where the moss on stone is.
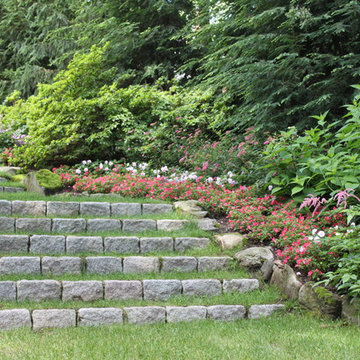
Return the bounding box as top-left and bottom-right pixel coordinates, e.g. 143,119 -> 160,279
314,286 -> 336,306
35,169 -> 62,190
11,174 -> 26,183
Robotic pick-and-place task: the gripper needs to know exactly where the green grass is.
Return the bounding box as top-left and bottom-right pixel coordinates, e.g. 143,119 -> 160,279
0,192 -> 170,203
0,181 -> 25,188
0,313 -> 359,360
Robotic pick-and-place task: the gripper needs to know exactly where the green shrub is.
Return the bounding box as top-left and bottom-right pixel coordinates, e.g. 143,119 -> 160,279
36,169 -> 62,190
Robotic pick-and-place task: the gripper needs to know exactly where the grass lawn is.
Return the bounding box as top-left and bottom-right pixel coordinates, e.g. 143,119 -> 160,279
0,313 -> 359,360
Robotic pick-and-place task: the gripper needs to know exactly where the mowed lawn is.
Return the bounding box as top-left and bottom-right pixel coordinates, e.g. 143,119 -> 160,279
0,313 -> 359,360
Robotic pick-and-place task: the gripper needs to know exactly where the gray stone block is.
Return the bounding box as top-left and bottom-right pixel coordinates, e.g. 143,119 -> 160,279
198,257 -> 233,272
197,218 -> 218,231
161,256 -> 198,273
182,279 -> 222,297
62,281 -> 103,301
157,220 -> 188,231
0,200 -> 11,215
143,279 -> 182,301
223,279 -> 259,294
52,218 -> 86,233
123,257 -> 160,274
16,218 -> 51,232
42,256 -> 82,275
140,237 -> 173,253
124,306 -> 166,324
142,203 -> 173,215
248,304 -> 286,319
86,257 -> 122,274
0,309 -> 31,330
0,217 -> 15,231
122,219 -> 156,232
207,305 -> 246,321
0,235 -> 28,253
0,281 -> 16,300
111,203 -> 141,217
78,308 -> 123,327
87,219 -> 121,232
80,202 -> 110,216
66,236 -> 103,254
32,309 -> 76,330
47,201 -> 79,216
104,280 -> 142,300
104,236 -> 139,254
174,237 -> 210,252
166,306 -> 207,323
12,201 -> 46,216
4,187 -> 24,193
0,257 -> 40,275
29,235 -> 65,254
17,280 -> 61,301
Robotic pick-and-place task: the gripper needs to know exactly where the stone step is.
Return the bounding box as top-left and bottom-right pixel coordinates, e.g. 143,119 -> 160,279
0,304 -> 286,330
0,200 -> 173,217
0,278 -> 260,302
0,187 -> 25,193
0,235 -> 211,254
0,217 -> 217,233
0,256 -> 233,275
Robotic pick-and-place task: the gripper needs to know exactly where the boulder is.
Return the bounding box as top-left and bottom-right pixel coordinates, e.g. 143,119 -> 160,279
270,264 -> 302,300
342,298 -> 360,326
235,246 -> 274,269
215,233 -> 244,250
174,200 -> 208,218
0,166 -> 20,177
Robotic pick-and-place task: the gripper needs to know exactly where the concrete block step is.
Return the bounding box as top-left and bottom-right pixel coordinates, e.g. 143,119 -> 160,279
0,235 -> 211,254
0,256 -> 233,275
0,278 -> 260,302
0,304 -> 285,330
0,200 -> 173,217
0,217 -> 217,233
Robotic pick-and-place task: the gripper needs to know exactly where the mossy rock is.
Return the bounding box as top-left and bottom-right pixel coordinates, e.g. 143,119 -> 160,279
11,174 -> 27,184
25,170 -> 62,195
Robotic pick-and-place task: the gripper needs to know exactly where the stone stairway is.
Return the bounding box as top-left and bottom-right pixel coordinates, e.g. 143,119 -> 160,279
0,197 -> 285,331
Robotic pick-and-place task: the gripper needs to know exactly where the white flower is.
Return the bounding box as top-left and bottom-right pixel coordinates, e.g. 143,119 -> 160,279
228,178 -> 236,185
206,177 -> 214,183
312,229 -> 318,235
227,171 -> 233,177
132,162 -> 137,167
87,160 -> 91,164
140,172 -> 145,176
347,229 -> 354,234
268,185 -> 273,191
161,166 -> 168,172
105,160 -> 108,164
75,169 -> 81,174
109,161 -> 113,166
317,230 -> 325,238
104,167 -> 109,171
99,163 -> 103,169
334,225 -> 339,230
351,222 -> 356,227
84,168 -> 88,172
82,160 -> 87,165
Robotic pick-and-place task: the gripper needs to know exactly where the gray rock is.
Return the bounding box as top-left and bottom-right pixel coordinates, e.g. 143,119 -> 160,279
29,235 -> 65,254
52,218 -> 86,233
198,257 -> 233,272
80,202 -> 110,216
342,298 -> 360,326
111,203 -> 141,216
104,236 -> 139,254
223,279 -> 259,293
142,203 -> 173,215
16,218 -> 51,232
140,237 -> 173,253
12,201 -> 46,216
104,280 -> 142,300
0,200 -> 11,215
248,304 -> 285,319
32,309 -> 76,330
0,309 -> 31,330
235,247 -> 274,268
143,280 -> 182,300
174,237 -> 210,252
66,236 -> 103,254
215,233 -> 244,250
87,219 -> 121,232
197,218 -> 218,231
86,257 -> 122,274
0,257 -> 40,274
42,256 -> 82,275
261,259 -> 275,282
161,256 -> 198,273
4,187 -> 24,193
124,306 -> 166,324
174,200 -> 207,218
47,201 -> 79,216
157,220 -> 188,231
182,279 -> 222,297
123,257 -> 160,274
207,305 -> 246,321
17,280 -> 61,301
270,264 -> 302,300
0,281 -> 16,300
62,281 -> 103,301
0,217 -> 15,231
78,308 -> 123,326
166,306 -> 207,322
0,166 -> 20,177
0,235 -> 28,252
122,219 -> 156,232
